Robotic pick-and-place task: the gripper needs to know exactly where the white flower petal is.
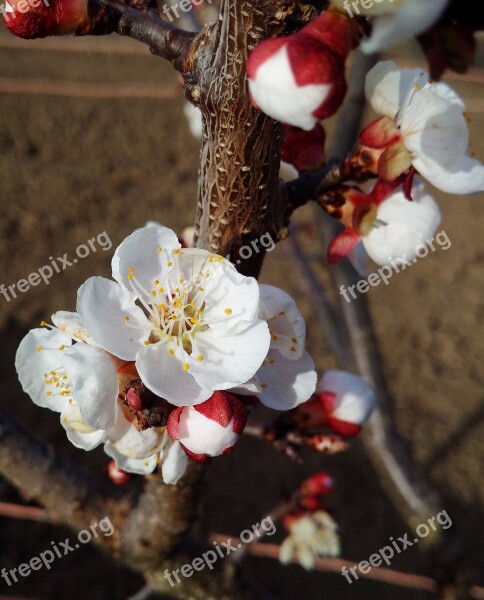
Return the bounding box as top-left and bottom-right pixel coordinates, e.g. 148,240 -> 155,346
412,153 -> 484,195
104,442 -> 159,475
77,276 -> 151,361
203,272 -> 260,330
365,61 -> 427,119
60,405 -> 105,451
161,437 -> 188,485
51,311 -> 100,346
136,343 -> 211,406
15,328 -> 73,411
190,320 -> 270,391
259,285 -> 306,359
62,344 -> 119,431
256,349 -> 317,410
363,182 -> 441,265
107,409 -> 160,458
112,224 -> 181,294
402,87 -> 469,170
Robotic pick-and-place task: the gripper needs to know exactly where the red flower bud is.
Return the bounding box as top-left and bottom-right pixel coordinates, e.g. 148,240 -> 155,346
319,371 -> 376,438
106,460 -> 131,486
167,392 -> 248,463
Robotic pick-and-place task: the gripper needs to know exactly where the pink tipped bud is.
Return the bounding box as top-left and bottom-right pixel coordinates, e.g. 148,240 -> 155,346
319,370 -> 376,437
106,460 -> 131,486
303,6 -> 352,62
282,124 -> 326,172
301,472 -> 335,497
247,13 -> 348,131
167,392 -> 248,463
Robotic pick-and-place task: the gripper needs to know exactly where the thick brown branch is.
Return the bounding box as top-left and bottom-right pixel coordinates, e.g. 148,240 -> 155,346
120,464 -> 205,570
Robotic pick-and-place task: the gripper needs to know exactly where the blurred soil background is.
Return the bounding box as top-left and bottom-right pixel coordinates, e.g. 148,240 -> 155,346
0,15 -> 483,600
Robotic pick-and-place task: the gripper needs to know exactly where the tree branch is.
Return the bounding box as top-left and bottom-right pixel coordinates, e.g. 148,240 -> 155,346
120,464 -> 205,570
0,407 -> 123,545
98,0 -> 195,68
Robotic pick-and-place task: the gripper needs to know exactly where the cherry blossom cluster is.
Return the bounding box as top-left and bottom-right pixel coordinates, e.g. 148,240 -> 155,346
248,4 -> 484,269
16,224 -> 321,484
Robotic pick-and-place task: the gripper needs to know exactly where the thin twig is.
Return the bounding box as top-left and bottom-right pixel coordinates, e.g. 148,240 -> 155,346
98,0 -> 196,68
210,537 -> 484,599
0,502 -> 56,524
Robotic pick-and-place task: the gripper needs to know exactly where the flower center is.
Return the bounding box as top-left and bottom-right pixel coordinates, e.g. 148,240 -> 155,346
126,266 -> 207,355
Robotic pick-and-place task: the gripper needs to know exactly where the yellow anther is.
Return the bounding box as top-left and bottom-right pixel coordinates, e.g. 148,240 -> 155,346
224,308 -> 233,315
154,279 -> 160,285
160,287 -> 165,293
151,290 -> 157,296
168,348 -> 175,355
179,278 -> 185,284
167,261 -> 173,267
58,345 -> 65,351
128,273 -> 134,280
157,247 -> 163,253
36,346 -> 42,352
40,320 -> 47,327
197,355 -> 204,361
173,249 -> 181,255
143,340 -> 150,346
183,363 -> 190,371
124,316 -> 130,322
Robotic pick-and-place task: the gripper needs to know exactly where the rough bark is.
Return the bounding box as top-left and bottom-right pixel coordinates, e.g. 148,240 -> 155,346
188,0 -> 317,277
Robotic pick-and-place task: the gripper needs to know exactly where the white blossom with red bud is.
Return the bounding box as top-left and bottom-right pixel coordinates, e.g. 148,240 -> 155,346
326,179 -> 441,267
247,7 -> 351,130
106,460 -> 131,486
357,61 -> 484,194
319,370 -> 376,438
167,392 -> 247,462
